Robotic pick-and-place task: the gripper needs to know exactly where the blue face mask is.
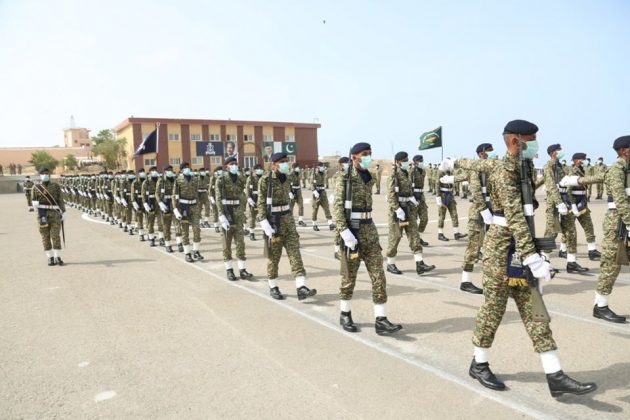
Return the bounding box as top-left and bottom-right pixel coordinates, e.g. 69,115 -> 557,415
294,167 -> 301,173
416,162 -> 424,169
128,175 -> 135,180
556,151 -> 565,160
521,139 -> 539,160
255,169 -> 264,176
40,174 -> 50,182
400,161 -> 410,171
229,165 -> 239,175
319,166 -> 326,173
487,152 -> 498,160
139,172 -> 146,179
278,162 -> 290,174
182,168 -> 192,176
360,156 -> 373,169
342,163 -> 349,172
216,170 -> 223,176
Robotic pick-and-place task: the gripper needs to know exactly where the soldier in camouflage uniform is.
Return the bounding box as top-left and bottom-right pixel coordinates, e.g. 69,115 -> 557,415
121,170 -> 135,235
31,168 -> 67,266
332,157 -> 350,260
172,162 -> 204,262
209,167 -> 222,233
469,119 -> 596,398
24,176 -> 34,211
385,151 -> 435,276
301,165 -> 308,188
333,142 -> 402,334
102,172 -> 115,224
141,166 -> 160,247
216,157 -> 254,281
594,157 -> 606,199
244,164 -> 264,240
410,155 -> 429,246
156,166 -> 177,252
311,162 -> 335,231
131,168 -> 147,241
288,163 -> 306,226
542,144 -> 588,273
436,158 -> 468,241
257,152 -> 315,301
373,164 -> 382,194
198,168 -> 211,228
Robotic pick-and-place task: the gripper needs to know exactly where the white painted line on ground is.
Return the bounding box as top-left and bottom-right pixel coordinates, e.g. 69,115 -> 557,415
94,390 -> 116,402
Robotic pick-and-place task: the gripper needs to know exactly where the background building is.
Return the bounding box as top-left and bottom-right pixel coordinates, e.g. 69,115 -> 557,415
113,117 -> 321,171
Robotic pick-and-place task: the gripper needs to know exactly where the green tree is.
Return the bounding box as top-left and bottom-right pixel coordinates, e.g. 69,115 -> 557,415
30,150 -> 59,173
63,154 -> 78,171
91,129 -> 116,146
92,129 -> 128,170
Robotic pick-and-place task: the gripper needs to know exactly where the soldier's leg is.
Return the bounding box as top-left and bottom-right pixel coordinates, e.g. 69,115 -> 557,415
339,254 -> 360,301
40,220 -> 53,259
311,198 -> 320,223
449,201 -> 459,228
417,201 -> 428,233
297,194 -> 304,217
543,205 -> 558,239
438,205 -> 446,229
321,192 -> 333,220
560,213 -> 582,268
511,286 -> 558,353
192,206 -> 202,257
462,217 -> 482,272
222,229 -> 234,263
385,224 -> 402,259
234,221 -> 247,271
162,214 -> 172,248
578,211 -> 597,248
267,237 -> 284,280
284,228 -> 306,279
596,214 -> 621,300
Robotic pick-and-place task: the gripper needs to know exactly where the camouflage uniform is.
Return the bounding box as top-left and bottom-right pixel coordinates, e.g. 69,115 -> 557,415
32,181 -> 66,252
245,172 -> 262,231
410,165 -> 428,236
472,154 -> 557,353
131,177 -> 145,236
567,164 -> 596,244
333,166 -> 387,303
121,176 -> 134,231
156,176 -> 176,242
198,172 -> 211,224
288,170 -> 304,218
24,179 -> 34,208
386,166 -> 422,257
311,169 -> 333,223
543,159 -> 577,254
595,162 -> 607,198
258,170 -> 305,279
373,166 -> 383,194
216,172 -> 247,261
172,175 -> 201,246
209,170 -> 220,229
141,175 -> 160,240
437,170 -> 462,229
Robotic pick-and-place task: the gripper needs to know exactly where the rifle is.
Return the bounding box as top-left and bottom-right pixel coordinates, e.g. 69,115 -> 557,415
520,154 -> 554,323
340,152 -> 359,275
615,157 -> 630,265
263,170 -> 274,258
392,163 -> 408,239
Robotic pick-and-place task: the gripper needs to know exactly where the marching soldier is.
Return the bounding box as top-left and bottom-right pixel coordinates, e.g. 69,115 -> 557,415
198,168 -> 212,228
209,167 -> 222,233
543,144 -> 588,273
333,142 -> 403,334
121,170 -> 135,235
436,158 -> 468,241
585,158 -> 594,200
469,119 -> 596,397
172,162 -> 204,262
31,168 -> 66,266
595,157 -> 606,199
373,163 -> 382,194
24,176 -> 34,211
410,155 -> 429,246
333,157 -> 350,259
311,161 -> 335,231
216,157 -> 254,280
156,166 -> 177,252
385,151 -> 435,275
131,168 -> 146,241
257,152 -> 316,301
141,166 -> 160,247
244,164 -> 264,240
301,165 -> 308,188
288,163 -> 306,226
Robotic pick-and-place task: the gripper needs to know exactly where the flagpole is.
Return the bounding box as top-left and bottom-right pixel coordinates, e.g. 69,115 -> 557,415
156,122 -> 161,169
441,126 -> 444,162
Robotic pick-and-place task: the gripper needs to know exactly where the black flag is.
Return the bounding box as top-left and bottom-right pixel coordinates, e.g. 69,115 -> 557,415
134,129 -> 158,155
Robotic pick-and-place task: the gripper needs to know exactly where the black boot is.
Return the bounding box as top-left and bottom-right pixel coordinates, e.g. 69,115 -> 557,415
460,282 -> 483,294
123,225 -> 128,232
214,226 -> 221,233
269,286 -> 284,300
375,317 -> 402,334
185,253 -> 194,263
48,257 -> 57,266
55,257 -> 64,266
454,232 -> 468,240
297,286 -> 317,300
149,238 -> 156,247
566,261 -> 588,273
29,208 -> 34,212
239,269 -> 253,279
340,311 -> 358,332
193,251 -> 204,260
558,250 -> 567,258
165,246 -> 174,253
546,370 -> 597,397
588,250 -> 601,261
159,238 -> 165,247
329,223 -> 336,231
226,269 -> 237,281
139,235 -> 146,242
313,224 -> 320,231
416,261 -> 435,275
593,305 -> 626,323
469,359 -> 505,391
334,252 -> 340,260
178,243 -> 184,253
298,220 -> 307,227
438,233 -> 449,241
249,232 -> 256,241
128,228 -> 134,235
387,264 -> 402,274
419,238 -> 429,246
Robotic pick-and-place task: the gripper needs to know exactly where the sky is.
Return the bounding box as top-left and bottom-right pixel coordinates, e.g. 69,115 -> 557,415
0,0 -> 629,163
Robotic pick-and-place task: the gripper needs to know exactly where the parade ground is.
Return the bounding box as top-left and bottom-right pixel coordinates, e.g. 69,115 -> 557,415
1,190 -> 629,419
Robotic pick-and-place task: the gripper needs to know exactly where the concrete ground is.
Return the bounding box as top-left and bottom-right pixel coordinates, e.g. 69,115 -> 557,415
1,188 -> 629,419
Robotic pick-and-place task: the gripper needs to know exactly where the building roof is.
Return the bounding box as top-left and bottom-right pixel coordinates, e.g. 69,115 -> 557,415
114,117 -> 321,132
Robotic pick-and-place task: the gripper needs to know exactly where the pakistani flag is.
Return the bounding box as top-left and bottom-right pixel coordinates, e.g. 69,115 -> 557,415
418,126 -> 442,150
283,142 -> 297,155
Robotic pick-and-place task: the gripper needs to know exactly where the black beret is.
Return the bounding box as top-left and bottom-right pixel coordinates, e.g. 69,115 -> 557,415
271,152 -> 287,163
413,154 -> 423,162
149,166 -> 157,171
394,151 -> 408,161
547,144 -> 562,155
316,161 -> 324,166
503,119 -> 539,135
350,142 -> 371,155
253,163 -> 262,169
137,168 -> 145,173
572,153 -> 586,160
613,136 -> 630,151
213,167 -> 222,172
39,167 -> 49,174
475,143 -> 493,154
338,157 -> 349,164
180,162 -> 190,169
164,165 -> 173,171
224,156 -> 237,165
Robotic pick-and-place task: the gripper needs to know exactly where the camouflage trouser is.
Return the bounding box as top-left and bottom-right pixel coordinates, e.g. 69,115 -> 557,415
596,211 -> 621,295
198,192 -> 210,218
386,207 -> 422,257
179,205 -> 201,245
596,182 -> 604,198
209,199 -> 219,223
543,205 -> 577,253
38,210 -> 62,251
162,213 -> 173,240
223,212 -> 246,261
312,190 -> 332,221
416,199 -> 428,233
375,177 -> 381,194
472,224 -> 557,353
463,211 -> 484,271
106,199 -> 113,219
576,209 -> 596,243
25,193 -> 32,207
290,192 -> 304,217
267,214 -> 305,279
135,208 -> 144,229
587,183 -> 593,199
123,204 -> 133,226
145,210 -> 157,234
247,205 -> 258,230
340,223 -> 387,304
438,200 -> 459,228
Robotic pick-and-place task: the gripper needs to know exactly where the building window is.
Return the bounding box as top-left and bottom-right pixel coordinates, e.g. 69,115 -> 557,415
263,134 -> 272,142
244,134 -> 254,142
191,157 -> 203,165
210,156 -> 221,166
169,157 -> 181,165
144,158 -> 156,166
226,134 -> 236,142
285,135 -> 295,142
210,134 -> 220,141
191,134 -> 201,141
243,155 -> 257,168
168,133 -> 180,141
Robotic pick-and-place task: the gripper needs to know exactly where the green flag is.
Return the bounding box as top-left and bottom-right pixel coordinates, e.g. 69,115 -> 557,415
418,126 -> 442,150
283,142 -> 297,155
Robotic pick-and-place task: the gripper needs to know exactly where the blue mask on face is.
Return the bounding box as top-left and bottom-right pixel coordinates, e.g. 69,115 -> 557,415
342,163 -> 349,172
182,168 -> 192,176
487,152 -> 498,160
360,156 -> 372,169
556,151 -> 565,160
400,161 -> 410,171
416,162 -> 424,169
255,169 -> 264,176
521,139 -> 539,160
229,165 -> 239,175
40,174 -> 50,182
278,162 -> 290,174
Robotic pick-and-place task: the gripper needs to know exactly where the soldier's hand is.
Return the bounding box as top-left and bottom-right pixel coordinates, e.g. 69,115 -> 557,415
132,201 -> 140,211
61,212 -> 67,223
158,202 -> 168,213
289,192 -> 295,200
260,219 -> 275,237
219,214 -> 230,231
210,197 -> 216,205
439,175 -> 454,184
143,203 -> 152,213
480,208 -> 493,225
340,228 -> 358,250
409,197 -> 419,206
247,197 -> 256,207
523,253 -> 552,282
173,208 -> 183,220
395,207 -> 406,221
435,196 -> 442,206
559,175 -> 580,187
313,190 -> 320,199
571,203 -> 580,216
556,203 -> 568,215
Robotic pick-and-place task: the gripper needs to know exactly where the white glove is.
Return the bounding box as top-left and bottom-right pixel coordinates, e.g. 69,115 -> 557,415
439,175 -> 455,184
260,219 -> 275,237
436,196 -> 442,206
409,197 -> 419,206
571,204 -> 580,216
523,253 -> 552,282
313,190 -> 320,199
556,203 -> 568,215
121,198 -> 128,207
395,207 -> 406,221
158,202 -> 168,213
173,208 -> 183,220
61,212 -> 67,223
289,192 -> 295,200
87,192 -> 92,198
219,214 -> 230,231
114,196 -> 121,204
461,181 -> 469,187
210,196 -> 216,205
132,201 -> 140,211
247,197 -> 256,207
559,175 -> 580,187
480,208 -> 493,225
143,203 -> 152,212
32,200 -> 40,209
340,228 -> 358,250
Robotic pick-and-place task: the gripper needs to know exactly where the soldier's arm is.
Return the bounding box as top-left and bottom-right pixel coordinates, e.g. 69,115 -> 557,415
578,172 -> 605,185
333,174 -> 348,231
543,162 -> 562,206
215,177 -> 225,215
387,171 -> 398,212
498,173 -> 537,258
257,175 -> 268,219
57,185 -> 66,212
534,175 -> 545,190
453,168 -> 468,183
171,181 -> 178,209
608,164 -> 630,226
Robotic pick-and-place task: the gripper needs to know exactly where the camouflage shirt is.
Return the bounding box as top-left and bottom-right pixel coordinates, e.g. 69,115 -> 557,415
245,173 -> 262,201
32,181 -> 66,212
606,158 -> 630,226
543,159 -> 567,207
312,170 -> 326,190
333,166 -> 374,231
141,177 -> 159,207
288,171 -> 301,196
215,172 -> 246,218
156,176 -> 176,205
388,167 -> 413,213
257,170 -> 291,220
172,175 -> 200,208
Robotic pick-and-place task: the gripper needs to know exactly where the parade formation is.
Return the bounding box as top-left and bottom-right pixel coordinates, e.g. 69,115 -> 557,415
25,120 -> 630,400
